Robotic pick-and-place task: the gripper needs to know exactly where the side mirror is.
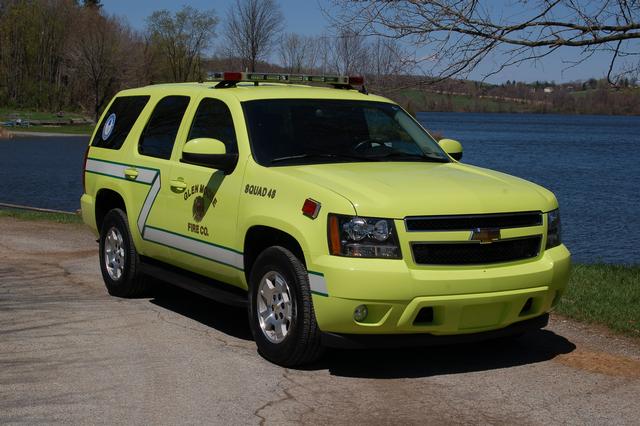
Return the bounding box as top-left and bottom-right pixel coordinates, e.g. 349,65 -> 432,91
438,138 -> 463,161
181,138 -> 238,174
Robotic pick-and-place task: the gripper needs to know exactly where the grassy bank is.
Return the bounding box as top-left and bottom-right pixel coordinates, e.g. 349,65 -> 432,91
0,207 -> 82,224
10,124 -> 94,135
1,108 -> 93,136
0,107 -> 87,121
556,264 -> 640,337
398,89 -> 539,114
389,87 -> 640,116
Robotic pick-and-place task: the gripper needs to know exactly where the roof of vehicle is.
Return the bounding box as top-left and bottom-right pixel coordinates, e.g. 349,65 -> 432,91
116,82 -> 393,104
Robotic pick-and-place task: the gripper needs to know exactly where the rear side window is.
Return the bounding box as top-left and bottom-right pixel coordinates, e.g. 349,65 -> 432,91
92,96 -> 150,150
187,98 -> 238,153
139,96 -> 190,160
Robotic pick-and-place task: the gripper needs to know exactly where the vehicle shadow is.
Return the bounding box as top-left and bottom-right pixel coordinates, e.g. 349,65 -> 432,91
313,330 -> 576,379
148,284 -> 576,378
148,283 -> 253,341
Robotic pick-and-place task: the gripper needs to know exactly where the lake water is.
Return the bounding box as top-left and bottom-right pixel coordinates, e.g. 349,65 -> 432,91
0,135 -> 88,212
419,113 -> 640,265
1,112 -> 638,264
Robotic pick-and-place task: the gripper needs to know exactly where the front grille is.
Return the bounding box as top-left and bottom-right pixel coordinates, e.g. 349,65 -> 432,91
411,236 -> 542,265
405,212 -> 542,231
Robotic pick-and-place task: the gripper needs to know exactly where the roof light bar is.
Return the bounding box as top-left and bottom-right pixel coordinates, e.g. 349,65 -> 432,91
207,71 -> 365,88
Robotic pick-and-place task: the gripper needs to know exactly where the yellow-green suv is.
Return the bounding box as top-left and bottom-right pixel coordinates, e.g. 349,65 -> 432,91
81,72 -> 570,366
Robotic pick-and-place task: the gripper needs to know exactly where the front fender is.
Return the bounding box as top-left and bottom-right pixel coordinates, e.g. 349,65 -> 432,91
237,162 -> 356,263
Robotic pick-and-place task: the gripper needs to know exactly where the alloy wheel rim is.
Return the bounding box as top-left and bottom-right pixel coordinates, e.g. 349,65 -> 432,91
257,271 -> 293,344
104,226 -> 125,281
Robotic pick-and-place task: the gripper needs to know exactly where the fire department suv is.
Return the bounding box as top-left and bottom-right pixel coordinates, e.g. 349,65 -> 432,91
81,72 -> 570,366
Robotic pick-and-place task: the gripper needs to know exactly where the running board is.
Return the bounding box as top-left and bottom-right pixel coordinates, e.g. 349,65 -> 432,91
139,257 -> 248,308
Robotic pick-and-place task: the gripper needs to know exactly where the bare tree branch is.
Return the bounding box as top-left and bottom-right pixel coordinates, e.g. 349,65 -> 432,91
223,0 -> 284,72
146,6 -> 217,82
327,0 -> 640,84
278,33 -> 318,73
608,39 -> 624,86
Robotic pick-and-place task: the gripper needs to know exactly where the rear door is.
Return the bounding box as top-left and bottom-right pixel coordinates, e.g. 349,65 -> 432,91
130,94 -> 194,261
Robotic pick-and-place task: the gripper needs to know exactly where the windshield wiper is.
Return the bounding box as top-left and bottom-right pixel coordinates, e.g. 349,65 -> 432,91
270,153 -> 371,164
372,152 -> 449,163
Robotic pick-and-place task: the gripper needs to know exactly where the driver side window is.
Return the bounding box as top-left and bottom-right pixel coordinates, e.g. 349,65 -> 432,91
188,98 -> 238,154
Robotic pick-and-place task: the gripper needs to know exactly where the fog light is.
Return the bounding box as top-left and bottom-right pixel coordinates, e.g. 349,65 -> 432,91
353,304 -> 368,322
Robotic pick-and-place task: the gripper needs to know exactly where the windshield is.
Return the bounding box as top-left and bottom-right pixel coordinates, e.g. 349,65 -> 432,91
242,99 -> 449,166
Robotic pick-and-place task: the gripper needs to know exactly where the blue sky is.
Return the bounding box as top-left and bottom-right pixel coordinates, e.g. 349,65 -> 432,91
102,0 -> 615,84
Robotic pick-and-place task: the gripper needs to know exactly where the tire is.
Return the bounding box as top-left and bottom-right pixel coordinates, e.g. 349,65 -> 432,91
248,246 -> 324,366
98,208 -> 150,298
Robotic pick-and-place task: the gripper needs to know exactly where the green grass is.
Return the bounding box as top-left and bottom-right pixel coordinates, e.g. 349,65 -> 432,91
397,88 -> 539,113
12,124 -> 94,135
556,264 -> 640,337
0,107 -> 87,121
0,208 -> 83,224
1,108 -> 93,136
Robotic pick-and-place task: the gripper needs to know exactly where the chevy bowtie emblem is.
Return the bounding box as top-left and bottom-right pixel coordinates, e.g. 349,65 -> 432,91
470,228 -> 501,244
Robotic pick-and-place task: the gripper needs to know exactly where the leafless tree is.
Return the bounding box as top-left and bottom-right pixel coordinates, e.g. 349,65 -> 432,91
366,37 -> 414,89
223,0 -> 284,72
146,6 -> 217,82
328,0 -> 640,85
278,33 -> 320,73
69,10 -> 125,120
307,35 -> 332,74
330,29 -> 369,75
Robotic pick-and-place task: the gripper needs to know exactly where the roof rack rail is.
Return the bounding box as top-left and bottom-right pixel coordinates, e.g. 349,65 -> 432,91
205,71 -> 367,93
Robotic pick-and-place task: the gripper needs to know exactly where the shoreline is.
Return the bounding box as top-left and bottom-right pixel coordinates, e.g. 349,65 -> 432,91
2,109 -> 639,142
7,130 -> 90,137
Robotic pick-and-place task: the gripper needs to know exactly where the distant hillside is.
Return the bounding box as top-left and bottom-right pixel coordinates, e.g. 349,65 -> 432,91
379,78 -> 640,116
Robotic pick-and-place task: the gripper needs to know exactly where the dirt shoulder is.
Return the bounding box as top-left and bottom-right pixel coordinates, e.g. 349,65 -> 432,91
1,217 -> 639,425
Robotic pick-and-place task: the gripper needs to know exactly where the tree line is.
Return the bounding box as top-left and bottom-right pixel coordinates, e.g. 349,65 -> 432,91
1,0 -> 638,120
397,77 -> 640,115
0,0 -> 411,120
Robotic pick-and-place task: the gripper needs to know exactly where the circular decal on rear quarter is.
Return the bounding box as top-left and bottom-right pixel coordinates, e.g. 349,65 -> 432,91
102,113 -> 116,140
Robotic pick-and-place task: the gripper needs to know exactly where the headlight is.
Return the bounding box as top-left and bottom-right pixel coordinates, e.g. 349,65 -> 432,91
546,209 -> 561,249
328,214 -> 401,258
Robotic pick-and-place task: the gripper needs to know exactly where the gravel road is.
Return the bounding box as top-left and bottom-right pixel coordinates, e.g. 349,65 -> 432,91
1,217 -> 639,425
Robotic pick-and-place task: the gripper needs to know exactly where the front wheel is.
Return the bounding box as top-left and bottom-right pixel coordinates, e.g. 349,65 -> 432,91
248,246 -> 323,366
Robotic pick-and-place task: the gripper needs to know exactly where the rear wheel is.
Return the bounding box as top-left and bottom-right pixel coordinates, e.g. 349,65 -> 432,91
99,208 -> 150,297
248,246 -> 323,366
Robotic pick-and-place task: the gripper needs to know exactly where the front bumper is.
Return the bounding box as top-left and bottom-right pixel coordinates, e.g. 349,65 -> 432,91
309,244 -> 570,335
322,313 -> 549,348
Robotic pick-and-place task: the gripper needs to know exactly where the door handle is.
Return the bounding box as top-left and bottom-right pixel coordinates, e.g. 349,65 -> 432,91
170,179 -> 187,192
124,168 -> 138,180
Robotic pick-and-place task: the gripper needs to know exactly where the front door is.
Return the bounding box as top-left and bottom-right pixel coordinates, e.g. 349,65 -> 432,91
162,96 -> 246,287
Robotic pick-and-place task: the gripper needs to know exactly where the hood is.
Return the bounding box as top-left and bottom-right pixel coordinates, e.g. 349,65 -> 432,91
273,162 -> 557,218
